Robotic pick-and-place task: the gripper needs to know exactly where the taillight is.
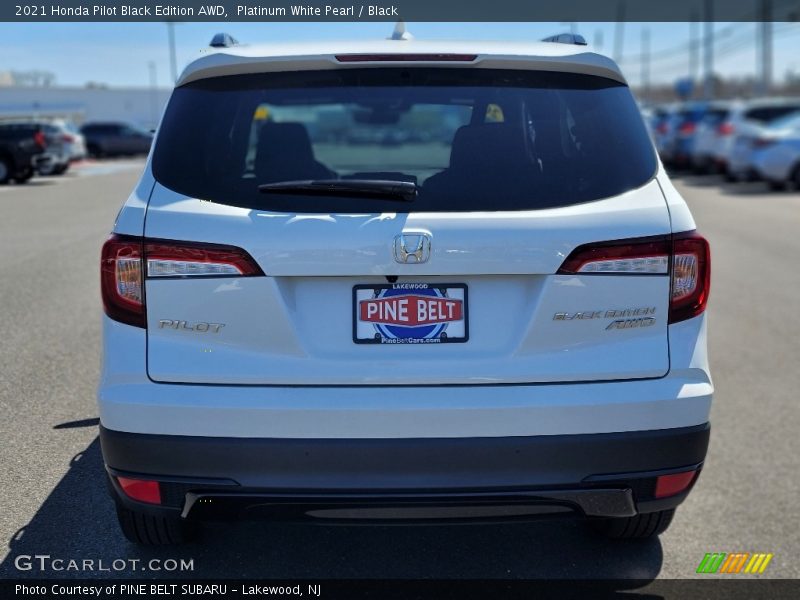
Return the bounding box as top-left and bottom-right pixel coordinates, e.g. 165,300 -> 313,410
717,122 -> 734,136
655,122 -> 669,135
145,240 -> 263,278
61,134 -> 75,143
669,231 -> 710,324
33,131 -> 47,149
557,231 -> 710,324
101,235 -> 263,328
335,53 -> 477,62
678,122 -> 697,135
101,234 -> 145,328
557,236 -> 671,275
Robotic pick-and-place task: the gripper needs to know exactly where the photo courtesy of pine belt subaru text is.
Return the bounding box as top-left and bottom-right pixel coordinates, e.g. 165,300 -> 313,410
97,30 -> 712,544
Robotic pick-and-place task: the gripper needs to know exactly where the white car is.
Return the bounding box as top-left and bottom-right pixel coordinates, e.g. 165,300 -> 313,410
98,33 -> 712,545
751,111 -> 800,190
690,102 -> 734,173
50,118 -> 87,162
722,98 -> 800,181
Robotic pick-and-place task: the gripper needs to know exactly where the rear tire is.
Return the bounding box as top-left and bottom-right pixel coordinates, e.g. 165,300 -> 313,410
115,505 -> 197,545
767,180 -> 787,192
590,508 -> 676,539
13,168 -> 33,184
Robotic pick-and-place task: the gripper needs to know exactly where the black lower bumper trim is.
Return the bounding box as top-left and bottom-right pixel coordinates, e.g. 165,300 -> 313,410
101,424 -> 708,520
100,423 -> 709,491
180,488 -> 637,521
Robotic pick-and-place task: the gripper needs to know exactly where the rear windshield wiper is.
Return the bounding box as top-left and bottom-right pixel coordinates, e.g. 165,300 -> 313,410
258,179 -> 417,202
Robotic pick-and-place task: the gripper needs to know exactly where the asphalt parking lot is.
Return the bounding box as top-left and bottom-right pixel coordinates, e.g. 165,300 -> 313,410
0,163 -> 797,582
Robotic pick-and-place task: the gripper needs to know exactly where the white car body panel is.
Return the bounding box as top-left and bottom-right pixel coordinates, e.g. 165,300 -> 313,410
144,177 -> 672,385
753,136 -> 800,182
99,314 -> 711,438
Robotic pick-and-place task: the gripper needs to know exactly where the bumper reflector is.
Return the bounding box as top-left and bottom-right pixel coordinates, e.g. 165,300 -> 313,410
654,470 -> 697,499
118,477 -> 162,504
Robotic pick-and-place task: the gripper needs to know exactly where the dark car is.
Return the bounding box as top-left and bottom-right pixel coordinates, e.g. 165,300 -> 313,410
80,122 -> 153,158
0,122 -> 51,184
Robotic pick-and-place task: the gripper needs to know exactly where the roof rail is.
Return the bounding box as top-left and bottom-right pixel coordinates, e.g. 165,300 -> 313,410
209,33 -> 239,48
542,33 -> 588,46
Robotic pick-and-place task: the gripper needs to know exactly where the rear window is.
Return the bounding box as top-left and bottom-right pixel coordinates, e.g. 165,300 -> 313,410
152,69 -> 656,213
746,105 -> 800,123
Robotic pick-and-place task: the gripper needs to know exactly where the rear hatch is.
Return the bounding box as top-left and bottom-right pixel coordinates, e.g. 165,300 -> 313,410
143,66 -> 671,385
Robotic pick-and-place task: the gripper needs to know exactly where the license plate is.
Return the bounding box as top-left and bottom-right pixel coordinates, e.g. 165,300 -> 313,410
353,283 -> 468,344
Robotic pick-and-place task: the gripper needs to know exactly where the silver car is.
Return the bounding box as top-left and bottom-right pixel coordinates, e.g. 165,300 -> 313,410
722,98 -> 800,181
751,111 -> 800,190
690,102 -> 734,173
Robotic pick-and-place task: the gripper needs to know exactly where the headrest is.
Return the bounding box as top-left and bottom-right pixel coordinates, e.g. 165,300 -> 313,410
256,122 -> 315,165
449,124 -> 530,170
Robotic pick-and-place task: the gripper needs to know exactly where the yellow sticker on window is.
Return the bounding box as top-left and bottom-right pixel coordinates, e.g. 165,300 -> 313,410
485,104 -> 504,123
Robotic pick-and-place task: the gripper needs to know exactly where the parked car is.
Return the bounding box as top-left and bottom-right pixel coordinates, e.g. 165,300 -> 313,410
50,119 -> 87,162
34,122 -> 71,176
721,98 -> 800,181
81,122 -> 153,157
663,102 -> 717,168
690,102 -> 735,173
751,111 -> 800,190
0,121 -> 49,183
99,34 -> 712,545
649,104 -> 678,162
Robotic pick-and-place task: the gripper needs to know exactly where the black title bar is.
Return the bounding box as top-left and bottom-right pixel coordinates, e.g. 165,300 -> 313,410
3,579 -> 800,600
4,0 -> 800,22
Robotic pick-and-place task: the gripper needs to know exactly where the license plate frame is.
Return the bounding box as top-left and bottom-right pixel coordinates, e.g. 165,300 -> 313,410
353,283 -> 469,345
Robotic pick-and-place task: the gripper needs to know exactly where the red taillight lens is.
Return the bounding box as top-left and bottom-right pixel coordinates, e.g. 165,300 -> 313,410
717,122 -> 734,136
557,231 -> 710,324
670,231 -> 710,324
557,236 -> 672,275
101,234 -> 145,328
33,131 -> 47,148
101,235 -> 264,328
335,53 -> 477,63
654,469 -> 698,499
61,134 -> 75,143
678,122 -> 697,135
117,477 -> 161,504
655,123 -> 669,135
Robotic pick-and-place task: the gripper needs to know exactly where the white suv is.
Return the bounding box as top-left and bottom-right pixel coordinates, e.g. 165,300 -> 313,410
98,34 -> 712,545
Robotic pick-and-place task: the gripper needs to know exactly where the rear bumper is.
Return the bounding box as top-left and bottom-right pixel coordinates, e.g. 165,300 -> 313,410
101,423 -> 709,522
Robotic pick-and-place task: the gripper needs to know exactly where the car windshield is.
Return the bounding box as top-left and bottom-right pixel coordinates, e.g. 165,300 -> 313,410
152,68 -> 656,213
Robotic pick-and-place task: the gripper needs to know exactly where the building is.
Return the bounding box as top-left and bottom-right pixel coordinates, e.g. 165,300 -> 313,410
0,85 -> 172,129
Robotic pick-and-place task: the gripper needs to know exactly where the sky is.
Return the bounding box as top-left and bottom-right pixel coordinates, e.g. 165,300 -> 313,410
2,21 -> 799,89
